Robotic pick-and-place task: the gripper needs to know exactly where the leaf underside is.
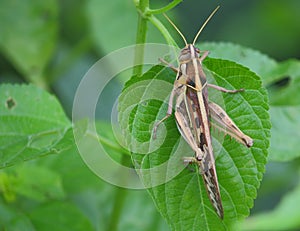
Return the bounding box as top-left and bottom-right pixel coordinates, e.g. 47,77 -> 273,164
119,58 -> 270,230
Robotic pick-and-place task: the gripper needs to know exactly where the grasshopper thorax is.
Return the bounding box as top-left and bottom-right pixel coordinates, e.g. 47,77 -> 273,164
179,44 -> 200,62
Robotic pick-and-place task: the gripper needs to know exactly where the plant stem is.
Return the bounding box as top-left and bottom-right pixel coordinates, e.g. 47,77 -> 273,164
147,0 -> 182,14
133,0 -> 149,76
108,1 -> 181,230
107,1 -> 150,230
148,15 -> 177,47
133,0 -> 182,76
106,156 -> 132,231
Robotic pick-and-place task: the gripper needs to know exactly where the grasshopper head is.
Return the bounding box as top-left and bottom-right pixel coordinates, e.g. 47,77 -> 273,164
179,44 -> 200,62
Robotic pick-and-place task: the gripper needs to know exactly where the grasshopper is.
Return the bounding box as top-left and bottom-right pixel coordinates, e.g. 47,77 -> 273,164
153,6 -> 253,219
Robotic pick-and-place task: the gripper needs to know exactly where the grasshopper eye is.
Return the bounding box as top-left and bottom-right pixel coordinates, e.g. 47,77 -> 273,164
195,47 -> 200,53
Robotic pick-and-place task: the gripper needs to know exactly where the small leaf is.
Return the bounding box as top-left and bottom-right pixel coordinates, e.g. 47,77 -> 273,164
0,84 -> 71,168
119,59 -> 270,229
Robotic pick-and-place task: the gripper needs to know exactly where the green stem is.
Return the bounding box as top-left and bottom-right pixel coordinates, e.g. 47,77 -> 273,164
147,0 -> 182,14
148,15 -> 178,47
107,1 -> 181,230
133,0 -> 181,76
107,2 -> 151,230
133,0 -> 149,76
106,156 -> 132,231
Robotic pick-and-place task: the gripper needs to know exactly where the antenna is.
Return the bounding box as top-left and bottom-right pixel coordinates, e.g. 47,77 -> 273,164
192,5 -> 220,45
163,13 -> 188,46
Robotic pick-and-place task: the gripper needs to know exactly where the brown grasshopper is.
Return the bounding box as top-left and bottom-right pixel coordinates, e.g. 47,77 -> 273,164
153,6 -> 253,219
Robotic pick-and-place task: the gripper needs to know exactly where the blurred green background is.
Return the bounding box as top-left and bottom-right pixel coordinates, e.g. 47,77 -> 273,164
0,0 -> 300,230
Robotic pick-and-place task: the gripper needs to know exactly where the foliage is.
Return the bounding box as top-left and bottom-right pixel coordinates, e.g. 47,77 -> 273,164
0,0 -> 299,230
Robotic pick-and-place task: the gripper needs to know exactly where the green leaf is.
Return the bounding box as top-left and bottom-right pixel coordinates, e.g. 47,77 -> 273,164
0,201 -> 35,231
238,179 -> 300,230
0,0 -> 58,86
0,84 -> 71,168
267,60 -> 300,161
200,42 -> 277,84
0,165 -> 65,202
118,189 -> 169,231
267,59 -> 300,106
119,59 -> 270,230
33,121 -> 168,231
199,42 -> 300,162
29,201 -> 94,231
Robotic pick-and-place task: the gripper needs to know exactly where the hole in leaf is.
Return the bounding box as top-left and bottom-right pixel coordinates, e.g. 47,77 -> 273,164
5,97 -> 16,109
267,76 -> 290,89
